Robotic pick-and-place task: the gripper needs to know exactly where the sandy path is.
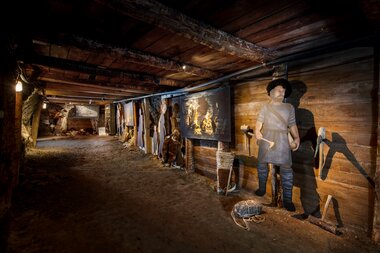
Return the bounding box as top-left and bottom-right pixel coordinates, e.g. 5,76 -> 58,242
6,136 -> 379,253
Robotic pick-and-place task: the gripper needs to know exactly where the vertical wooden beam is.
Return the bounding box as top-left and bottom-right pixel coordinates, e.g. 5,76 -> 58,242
143,98 -> 152,154
185,138 -> 194,173
133,101 -> 138,146
216,141 -> 230,192
0,76 -> 15,253
14,90 -> 23,187
109,104 -> 116,135
372,47 -> 380,243
0,70 -> 16,206
31,101 -> 43,147
0,34 -> 18,252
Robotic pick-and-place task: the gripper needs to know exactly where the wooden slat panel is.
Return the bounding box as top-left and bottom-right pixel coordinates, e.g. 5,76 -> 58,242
228,48 -> 376,232
193,146 -> 217,176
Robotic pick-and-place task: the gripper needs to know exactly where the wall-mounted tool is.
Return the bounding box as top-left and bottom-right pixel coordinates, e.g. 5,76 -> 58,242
240,125 -> 252,150
314,127 -> 326,174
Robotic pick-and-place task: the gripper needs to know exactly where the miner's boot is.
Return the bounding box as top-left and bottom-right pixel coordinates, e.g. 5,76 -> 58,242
280,167 -> 295,212
255,163 -> 268,196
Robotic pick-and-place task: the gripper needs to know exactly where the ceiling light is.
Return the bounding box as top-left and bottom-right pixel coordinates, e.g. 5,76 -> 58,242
15,80 -> 23,92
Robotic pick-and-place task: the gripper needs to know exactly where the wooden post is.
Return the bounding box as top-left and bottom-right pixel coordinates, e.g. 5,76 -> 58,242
185,138 -> 194,173
133,101 -> 138,146
0,73 -> 17,205
14,90 -> 23,187
109,104 -> 116,135
143,98 -> 152,154
216,141 -> 230,192
31,101 -> 43,147
372,47 -> 380,243
268,164 -> 282,207
0,36 -> 18,252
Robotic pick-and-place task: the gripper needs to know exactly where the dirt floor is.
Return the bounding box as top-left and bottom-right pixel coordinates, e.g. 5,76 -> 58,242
5,135 -> 380,253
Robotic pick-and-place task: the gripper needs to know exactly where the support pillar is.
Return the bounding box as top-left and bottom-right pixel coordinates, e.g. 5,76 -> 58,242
185,138 -> 194,173
372,47 -> 380,243
133,102 -> 138,146
14,89 -> 23,188
216,141 -> 231,192
143,98 -> 152,154
31,101 -> 43,147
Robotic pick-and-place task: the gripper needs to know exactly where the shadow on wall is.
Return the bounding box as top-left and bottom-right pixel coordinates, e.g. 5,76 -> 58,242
288,80 -> 374,227
322,133 -> 375,188
287,80 -> 321,217
314,131 -> 373,228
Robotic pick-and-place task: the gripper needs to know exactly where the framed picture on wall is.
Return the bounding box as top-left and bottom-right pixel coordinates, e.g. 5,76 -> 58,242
180,86 -> 231,142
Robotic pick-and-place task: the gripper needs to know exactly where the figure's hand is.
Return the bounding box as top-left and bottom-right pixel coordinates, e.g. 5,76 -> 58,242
255,131 -> 263,140
291,138 -> 300,151
289,125 -> 300,152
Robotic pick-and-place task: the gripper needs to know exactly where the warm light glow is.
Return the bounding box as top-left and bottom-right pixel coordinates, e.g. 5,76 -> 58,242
15,81 -> 23,92
42,103 -> 47,109
182,65 -> 186,70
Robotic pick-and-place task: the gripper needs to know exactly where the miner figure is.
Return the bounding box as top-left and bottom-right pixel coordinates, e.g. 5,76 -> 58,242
254,78 -> 300,211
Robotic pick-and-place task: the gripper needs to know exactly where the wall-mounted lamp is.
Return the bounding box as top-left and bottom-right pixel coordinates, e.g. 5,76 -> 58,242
42,102 -> 47,109
182,65 -> 187,70
15,80 -> 23,92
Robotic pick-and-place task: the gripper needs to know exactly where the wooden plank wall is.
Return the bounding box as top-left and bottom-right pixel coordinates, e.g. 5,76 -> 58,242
374,47 -> 380,242
289,48 -> 377,232
193,47 -> 378,232
193,140 -> 218,180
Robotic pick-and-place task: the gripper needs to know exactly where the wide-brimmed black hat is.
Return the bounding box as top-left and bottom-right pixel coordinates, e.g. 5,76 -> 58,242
266,78 -> 292,98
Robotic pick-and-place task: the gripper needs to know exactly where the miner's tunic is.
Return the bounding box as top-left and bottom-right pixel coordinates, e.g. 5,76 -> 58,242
257,103 -> 296,167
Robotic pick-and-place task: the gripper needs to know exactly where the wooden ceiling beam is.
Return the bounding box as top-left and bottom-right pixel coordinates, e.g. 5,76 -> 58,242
33,36 -> 220,78
46,96 -> 112,105
21,55 -> 187,87
44,82 -> 143,96
45,88 -> 126,100
23,66 -> 177,94
41,77 -> 152,95
95,0 -> 277,63
47,94 -> 119,101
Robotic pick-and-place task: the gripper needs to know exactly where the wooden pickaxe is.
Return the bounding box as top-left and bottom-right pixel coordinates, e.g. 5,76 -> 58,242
314,127 -> 326,174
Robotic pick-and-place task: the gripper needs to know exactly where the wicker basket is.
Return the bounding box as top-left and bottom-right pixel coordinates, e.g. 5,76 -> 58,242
216,151 -> 235,170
